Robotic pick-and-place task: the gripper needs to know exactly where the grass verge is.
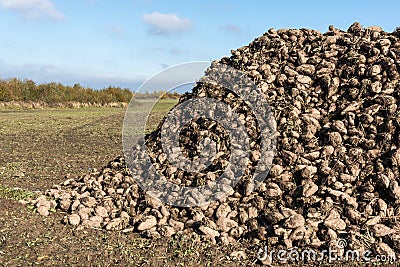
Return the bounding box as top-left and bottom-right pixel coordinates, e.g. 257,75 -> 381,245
0,184 -> 38,201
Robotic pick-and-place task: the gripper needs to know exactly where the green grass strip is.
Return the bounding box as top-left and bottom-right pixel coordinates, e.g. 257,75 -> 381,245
0,184 -> 38,201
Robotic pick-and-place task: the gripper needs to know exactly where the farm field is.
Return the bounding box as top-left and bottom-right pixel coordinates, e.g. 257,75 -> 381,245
0,101 -> 253,266
1,0 -> 398,264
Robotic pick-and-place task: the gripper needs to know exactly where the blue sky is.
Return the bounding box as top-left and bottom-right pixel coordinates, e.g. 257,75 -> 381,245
0,0 -> 399,90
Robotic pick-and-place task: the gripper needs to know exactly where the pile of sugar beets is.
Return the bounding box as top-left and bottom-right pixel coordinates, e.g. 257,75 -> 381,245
32,22 -> 400,261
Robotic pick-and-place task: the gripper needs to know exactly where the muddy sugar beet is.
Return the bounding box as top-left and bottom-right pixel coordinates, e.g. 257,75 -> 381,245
32,22 -> 400,259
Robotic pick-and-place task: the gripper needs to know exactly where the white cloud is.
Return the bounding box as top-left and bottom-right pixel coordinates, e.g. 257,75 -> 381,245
0,60 -> 144,89
0,0 -> 65,20
142,12 -> 192,35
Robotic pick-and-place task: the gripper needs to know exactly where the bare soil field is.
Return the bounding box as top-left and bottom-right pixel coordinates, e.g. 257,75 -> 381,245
0,103 -> 254,266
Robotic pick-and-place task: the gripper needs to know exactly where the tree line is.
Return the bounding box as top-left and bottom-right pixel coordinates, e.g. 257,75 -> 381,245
0,78 -> 181,103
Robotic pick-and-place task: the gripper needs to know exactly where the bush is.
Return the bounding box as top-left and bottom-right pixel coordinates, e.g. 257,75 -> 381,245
0,78 -> 182,103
